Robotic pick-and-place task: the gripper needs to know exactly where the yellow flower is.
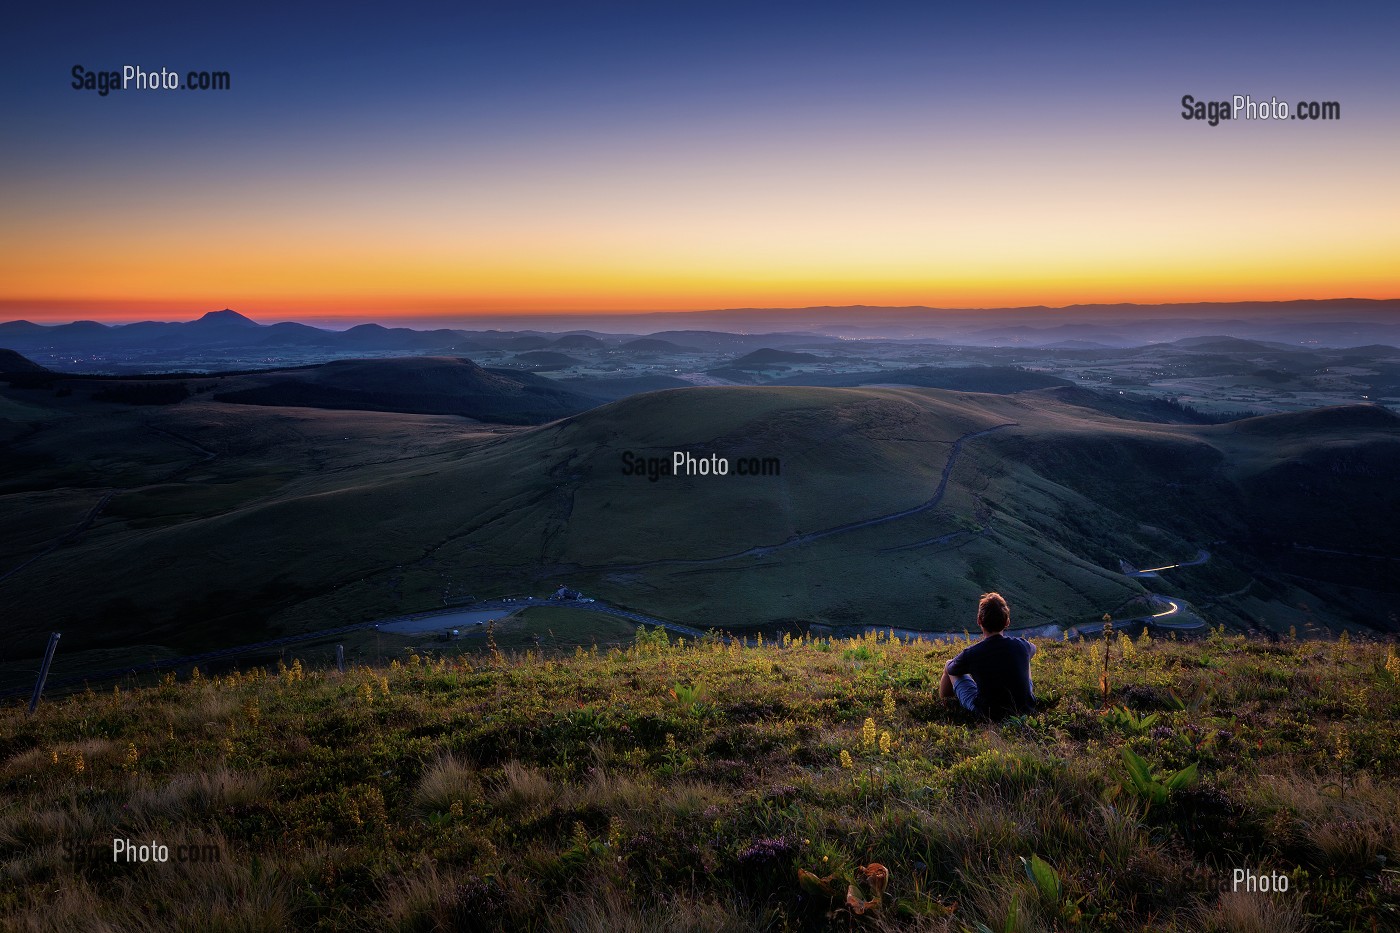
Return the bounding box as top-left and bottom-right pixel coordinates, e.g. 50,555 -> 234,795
862,717 -> 877,751
882,689 -> 896,718
879,731 -> 892,756
122,742 -> 139,772
839,749 -> 854,769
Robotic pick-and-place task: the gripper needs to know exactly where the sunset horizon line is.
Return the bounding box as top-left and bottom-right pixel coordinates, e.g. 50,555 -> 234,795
5,295 -> 1400,329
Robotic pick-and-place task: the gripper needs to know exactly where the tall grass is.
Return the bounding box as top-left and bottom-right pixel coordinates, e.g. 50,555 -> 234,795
1,630 -> 1396,930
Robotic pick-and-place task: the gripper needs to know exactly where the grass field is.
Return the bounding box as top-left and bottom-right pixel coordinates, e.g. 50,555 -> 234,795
0,630 -> 1396,931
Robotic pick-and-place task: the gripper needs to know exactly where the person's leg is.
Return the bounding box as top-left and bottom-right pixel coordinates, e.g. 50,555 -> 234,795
952,675 -> 980,714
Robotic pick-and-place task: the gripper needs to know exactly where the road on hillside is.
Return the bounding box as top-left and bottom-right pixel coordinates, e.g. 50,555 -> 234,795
590,422 -> 1019,572
1121,549 -> 1210,578
0,492 -> 114,585
0,594 -> 707,702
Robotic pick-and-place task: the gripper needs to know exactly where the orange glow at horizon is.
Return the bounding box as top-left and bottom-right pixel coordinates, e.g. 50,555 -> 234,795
4,120 -> 1397,322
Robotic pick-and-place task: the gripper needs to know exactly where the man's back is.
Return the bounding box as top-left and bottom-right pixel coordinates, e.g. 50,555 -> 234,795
946,633 -> 1036,717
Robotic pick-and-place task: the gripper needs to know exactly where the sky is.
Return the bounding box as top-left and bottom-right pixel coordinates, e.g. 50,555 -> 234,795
1,0 -> 1397,323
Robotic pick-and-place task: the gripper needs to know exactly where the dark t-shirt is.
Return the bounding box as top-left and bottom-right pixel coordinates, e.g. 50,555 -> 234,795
947,633 -> 1036,717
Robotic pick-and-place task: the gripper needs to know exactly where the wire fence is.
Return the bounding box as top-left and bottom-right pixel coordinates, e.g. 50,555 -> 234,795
4,594 -> 1206,709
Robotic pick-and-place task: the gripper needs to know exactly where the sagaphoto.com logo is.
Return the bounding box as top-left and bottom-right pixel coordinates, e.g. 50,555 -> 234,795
72,64 -> 231,97
1181,93 -> 1340,126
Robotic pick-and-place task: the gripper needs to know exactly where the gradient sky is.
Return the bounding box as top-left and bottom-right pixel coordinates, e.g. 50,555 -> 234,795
2,0 -> 1398,322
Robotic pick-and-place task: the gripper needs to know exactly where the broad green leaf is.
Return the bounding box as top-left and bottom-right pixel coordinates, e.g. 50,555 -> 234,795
1166,761 -> 1199,790
1021,854 -> 1061,902
1122,748 -> 1152,788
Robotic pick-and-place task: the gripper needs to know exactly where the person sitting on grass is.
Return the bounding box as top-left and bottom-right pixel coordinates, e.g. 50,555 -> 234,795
938,591 -> 1037,719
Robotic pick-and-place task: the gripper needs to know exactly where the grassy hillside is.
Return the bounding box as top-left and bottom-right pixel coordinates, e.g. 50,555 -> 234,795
1,632 -> 1396,931
211,356 -> 600,424
770,367 -> 1072,394
3,384 -> 1398,678
0,349 -> 46,374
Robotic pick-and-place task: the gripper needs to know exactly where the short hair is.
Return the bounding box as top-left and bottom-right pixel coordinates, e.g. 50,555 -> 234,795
977,592 -> 1010,632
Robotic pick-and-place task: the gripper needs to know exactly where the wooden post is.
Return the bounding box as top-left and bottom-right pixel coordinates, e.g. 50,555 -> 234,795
1100,613 -> 1113,706
335,644 -> 346,674
27,632 -> 61,716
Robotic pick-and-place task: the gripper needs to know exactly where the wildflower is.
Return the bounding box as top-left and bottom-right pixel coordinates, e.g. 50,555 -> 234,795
840,750 -> 854,769
737,837 -> 794,867
1386,646 -> 1400,680
862,717 -> 877,751
882,689 -> 896,718
122,743 -> 139,772
190,666 -> 202,683
571,821 -> 589,850
379,676 -> 390,696
448,800 -> 464,819
608,816 -> 623,849
51,750 -> 58,766
665,733 -> 677,753
73,751 -> 85,776
879,731 -> 892,756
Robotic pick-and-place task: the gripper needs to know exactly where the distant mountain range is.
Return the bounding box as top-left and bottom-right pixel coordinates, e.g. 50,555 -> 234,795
0,309 -> 831,361
2,301 -> 1399,362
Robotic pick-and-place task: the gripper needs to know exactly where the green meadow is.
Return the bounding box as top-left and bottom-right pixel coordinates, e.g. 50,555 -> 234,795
2,629 -> 1396,931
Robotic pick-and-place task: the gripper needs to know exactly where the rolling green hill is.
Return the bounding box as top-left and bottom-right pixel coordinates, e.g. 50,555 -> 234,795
212,356 -> 599,424
2,383 -> 1397,678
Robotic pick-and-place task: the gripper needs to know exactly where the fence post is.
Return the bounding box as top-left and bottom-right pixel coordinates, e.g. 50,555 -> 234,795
27,632 -> 61,716
336,644 -> 346,674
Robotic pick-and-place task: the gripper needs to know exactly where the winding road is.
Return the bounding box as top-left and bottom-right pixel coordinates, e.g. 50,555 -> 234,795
593,422 -> 1018,571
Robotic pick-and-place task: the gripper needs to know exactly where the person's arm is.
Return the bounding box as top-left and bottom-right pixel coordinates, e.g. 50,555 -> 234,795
946,647 -> 968,676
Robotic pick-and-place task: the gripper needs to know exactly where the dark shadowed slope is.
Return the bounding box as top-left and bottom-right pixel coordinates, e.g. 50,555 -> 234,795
0,349 -> 47,373
212,356 -> 600,424
770,366 -> 1070,393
